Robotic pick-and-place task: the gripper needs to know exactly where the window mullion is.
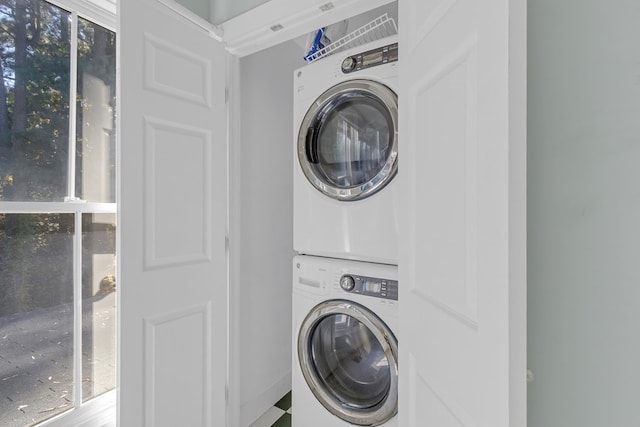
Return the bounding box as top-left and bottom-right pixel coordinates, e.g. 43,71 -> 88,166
69,10 -> 83,408
0,201 -> 116,214
73,211 -> 83,408
66,11 -> 80,202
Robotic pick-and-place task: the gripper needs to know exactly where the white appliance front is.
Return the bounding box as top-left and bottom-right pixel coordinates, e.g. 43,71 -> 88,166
293,38 -> 399,265
292,255 -> 398,427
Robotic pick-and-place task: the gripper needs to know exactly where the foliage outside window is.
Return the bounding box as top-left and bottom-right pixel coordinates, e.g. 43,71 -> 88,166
0,0 -> 71,201
0,1 -> 116,425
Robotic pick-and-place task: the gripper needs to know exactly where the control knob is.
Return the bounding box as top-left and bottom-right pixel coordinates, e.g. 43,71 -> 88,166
341,56 -> 357,73
340,275 -> 356,292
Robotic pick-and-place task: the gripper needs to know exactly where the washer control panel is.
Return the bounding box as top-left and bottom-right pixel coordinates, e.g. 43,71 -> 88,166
339,274 -> 398,300
341,42 -> 398,74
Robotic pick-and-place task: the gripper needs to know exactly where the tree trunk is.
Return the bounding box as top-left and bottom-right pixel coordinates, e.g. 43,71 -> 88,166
93,26 -> 107,74
8,1 -> 29,200
0,52 -> 10,161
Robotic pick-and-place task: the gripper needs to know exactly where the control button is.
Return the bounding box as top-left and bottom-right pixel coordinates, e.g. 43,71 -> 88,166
340,275 -> 356,292
341,56 -> 357,73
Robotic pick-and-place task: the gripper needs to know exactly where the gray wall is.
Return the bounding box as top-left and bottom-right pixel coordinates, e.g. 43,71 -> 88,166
528,1 -> 640,425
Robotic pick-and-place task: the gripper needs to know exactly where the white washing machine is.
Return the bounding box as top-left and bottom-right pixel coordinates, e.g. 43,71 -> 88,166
293,37 -> 399,265
292,255 -> 398,427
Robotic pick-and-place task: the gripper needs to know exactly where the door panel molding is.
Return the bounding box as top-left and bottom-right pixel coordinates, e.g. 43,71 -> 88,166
407,34 -> 479,328
143,117 -> 213,270
408,355 -> 475,427
143,33 -> 213,107
143,303 -> 213,427
406,0 -> 459,54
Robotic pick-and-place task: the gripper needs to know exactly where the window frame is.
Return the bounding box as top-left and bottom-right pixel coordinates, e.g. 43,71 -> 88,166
0,0 -> 117,425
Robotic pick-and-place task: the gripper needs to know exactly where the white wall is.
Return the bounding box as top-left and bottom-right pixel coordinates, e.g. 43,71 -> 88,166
235,39 -> 304,427
528,1 -> 640,426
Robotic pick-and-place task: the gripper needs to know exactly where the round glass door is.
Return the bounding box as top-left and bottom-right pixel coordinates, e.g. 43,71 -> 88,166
298,300 -> 398,426
298,80 -> 398,201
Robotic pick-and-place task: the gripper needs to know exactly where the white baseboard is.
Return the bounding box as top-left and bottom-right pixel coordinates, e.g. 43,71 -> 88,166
240,372 -> 291,427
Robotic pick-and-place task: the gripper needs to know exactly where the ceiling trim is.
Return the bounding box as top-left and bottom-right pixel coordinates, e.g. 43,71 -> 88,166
221,0 -> 395,57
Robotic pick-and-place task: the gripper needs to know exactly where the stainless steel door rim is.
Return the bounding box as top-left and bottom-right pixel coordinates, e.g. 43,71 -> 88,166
298,79 -> 398,201
298,299 -> 398,426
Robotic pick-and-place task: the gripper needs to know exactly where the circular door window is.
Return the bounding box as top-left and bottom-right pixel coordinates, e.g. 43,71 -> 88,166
298,80 -> 398,201
298,300 -> 398,426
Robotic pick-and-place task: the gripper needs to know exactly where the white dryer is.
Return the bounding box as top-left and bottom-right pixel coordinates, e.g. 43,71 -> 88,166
293,38 -> 399,265
292,255 -> 398,427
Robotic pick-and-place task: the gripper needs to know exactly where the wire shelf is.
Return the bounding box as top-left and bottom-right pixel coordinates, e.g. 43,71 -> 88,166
305,13 -> 398,63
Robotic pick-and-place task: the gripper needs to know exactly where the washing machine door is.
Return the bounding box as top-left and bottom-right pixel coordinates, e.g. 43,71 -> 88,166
298,300 -> 398,426
298,79 -> 398,201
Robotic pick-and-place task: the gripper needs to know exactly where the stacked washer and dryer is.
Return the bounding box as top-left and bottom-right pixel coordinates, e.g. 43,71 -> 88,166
292,36 -> 399,427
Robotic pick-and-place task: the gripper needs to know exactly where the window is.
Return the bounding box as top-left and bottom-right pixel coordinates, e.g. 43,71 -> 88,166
0,1 -> 116,425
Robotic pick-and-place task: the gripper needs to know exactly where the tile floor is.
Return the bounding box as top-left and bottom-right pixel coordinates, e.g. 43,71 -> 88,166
249,391 -> 291,427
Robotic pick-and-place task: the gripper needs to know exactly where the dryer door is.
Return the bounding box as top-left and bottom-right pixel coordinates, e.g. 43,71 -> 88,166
298,79 -> 398,201
298,300 -> 398,426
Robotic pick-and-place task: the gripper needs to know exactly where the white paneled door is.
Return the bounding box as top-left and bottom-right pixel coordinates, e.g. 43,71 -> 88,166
118,0 -> 228,426
398,0 -> 527,426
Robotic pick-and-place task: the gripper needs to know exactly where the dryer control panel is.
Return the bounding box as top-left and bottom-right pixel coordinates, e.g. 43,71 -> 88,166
339,274 -> 398,300
341,42 -> 399,74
